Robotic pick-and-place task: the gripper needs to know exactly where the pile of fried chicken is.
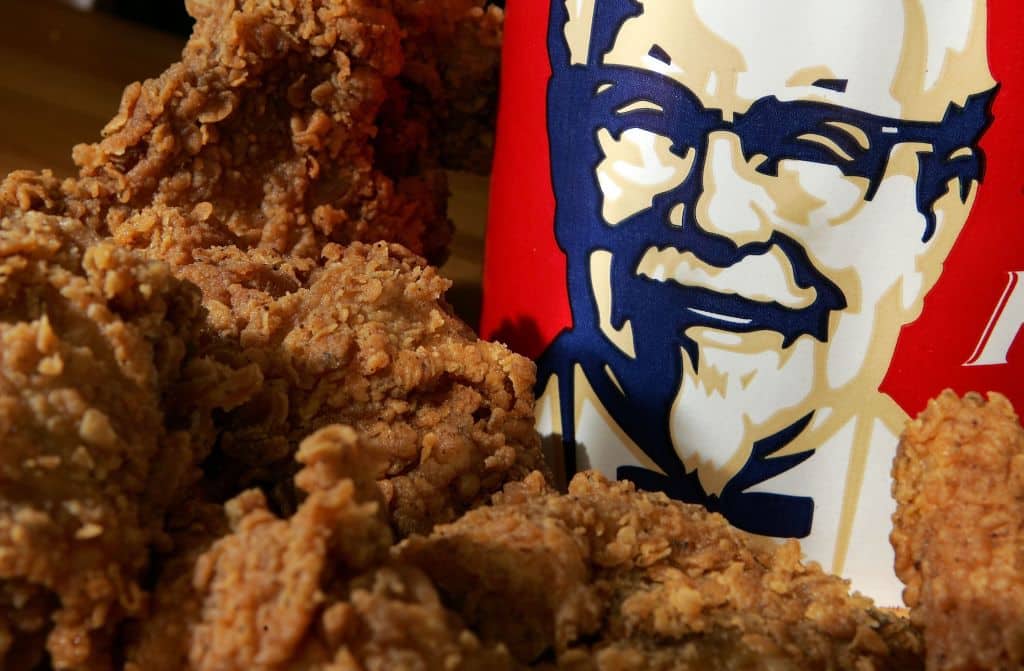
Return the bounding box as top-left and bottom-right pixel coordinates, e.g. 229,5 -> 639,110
1,1 -> 1021,670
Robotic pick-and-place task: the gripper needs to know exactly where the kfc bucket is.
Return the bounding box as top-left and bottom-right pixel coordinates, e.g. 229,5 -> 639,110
481,0 -> 1024,605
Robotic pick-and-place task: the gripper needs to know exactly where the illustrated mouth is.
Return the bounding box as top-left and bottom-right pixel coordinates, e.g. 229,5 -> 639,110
635,246 -> 817,310
622,241 -> 841,346
685,307 -> 753,326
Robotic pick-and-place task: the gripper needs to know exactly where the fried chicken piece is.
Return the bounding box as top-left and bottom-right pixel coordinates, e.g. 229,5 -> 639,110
168,238 -> 545,535
125,425 -> 518,671
0,211 -> 206,669
4,0 -> 504,268
71,0 -> 449,263
0,0 -> 533,535
398,471 -> 924,670
891,391 -> 1024,671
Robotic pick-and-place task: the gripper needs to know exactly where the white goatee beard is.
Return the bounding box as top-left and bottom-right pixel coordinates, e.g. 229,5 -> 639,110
669,334 -> 817,496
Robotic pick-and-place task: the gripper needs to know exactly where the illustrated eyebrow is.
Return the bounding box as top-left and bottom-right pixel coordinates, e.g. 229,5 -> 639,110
647,44 -> 672,65
811,78 -> 848,93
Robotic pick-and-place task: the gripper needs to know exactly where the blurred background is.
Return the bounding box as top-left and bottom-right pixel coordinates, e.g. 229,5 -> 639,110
60,0 -> 504,36
61,0 -> 194,36
0,1 -> 187,176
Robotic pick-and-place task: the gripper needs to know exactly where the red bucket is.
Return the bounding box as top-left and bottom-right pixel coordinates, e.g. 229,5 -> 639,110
481,0 -> 1024,606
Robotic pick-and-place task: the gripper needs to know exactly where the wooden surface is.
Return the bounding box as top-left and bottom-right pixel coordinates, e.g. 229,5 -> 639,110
0,1 -> 185,175
0,0 -> 489,325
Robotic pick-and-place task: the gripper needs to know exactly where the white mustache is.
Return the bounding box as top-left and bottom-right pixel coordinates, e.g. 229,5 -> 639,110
635,245 -> 818,309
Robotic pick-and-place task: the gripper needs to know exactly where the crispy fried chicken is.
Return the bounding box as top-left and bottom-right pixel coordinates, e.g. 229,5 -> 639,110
120,462 -> 927,671
0,1 -> 545,667
5,0 -> 502,266
123,425 -> 518,671
1,0 -> 540,538
172,239 -> 546,535
399,471 -> 925,670
0,210 -> 204,669
891,391 -> 1024,671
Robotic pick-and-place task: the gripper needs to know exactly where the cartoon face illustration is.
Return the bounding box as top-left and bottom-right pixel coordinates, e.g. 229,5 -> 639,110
541,0 -> 996,538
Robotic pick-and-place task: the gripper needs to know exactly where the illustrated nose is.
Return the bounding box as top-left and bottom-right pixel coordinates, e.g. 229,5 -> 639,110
693,131 -> 775,244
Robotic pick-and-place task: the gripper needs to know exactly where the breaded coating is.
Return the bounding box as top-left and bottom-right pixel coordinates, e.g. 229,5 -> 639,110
3,0 -> 504,267
891,391 -> 1024,671
399,472 -> 924,670
175,239 -> 546,535
70,0 -> 446,264
124,426 -> 518,671
0,211 -> 204,669
0,580 -> 52,670
119,500 -> 229,671
0,0 -> 537,538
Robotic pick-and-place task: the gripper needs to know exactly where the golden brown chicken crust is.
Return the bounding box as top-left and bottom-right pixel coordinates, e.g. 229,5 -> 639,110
0,579 -> 52,670
119,500 -> 228,671
0,2 -> 541,668
0,0 -> 538,537
891,390 -> 1024,671
399,471 -> 924,670
0,211 -> 205,670
70,0 -> 450,263
1,0 -> 504,268
168,239 -> 545,535
125,425 -> 518,671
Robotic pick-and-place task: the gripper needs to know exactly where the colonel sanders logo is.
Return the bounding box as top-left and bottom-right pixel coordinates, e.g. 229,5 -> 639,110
536,0 -> 996,598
